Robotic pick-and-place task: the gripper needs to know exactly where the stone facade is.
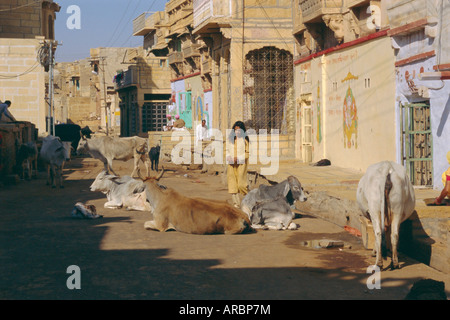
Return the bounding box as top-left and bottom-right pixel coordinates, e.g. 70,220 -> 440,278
54,47 -> 136,132
0,0 -> 59,40
127,0 -> 450,176
130,0 -> 296,159
387,0 -> 450,189
0,0 -> 60,134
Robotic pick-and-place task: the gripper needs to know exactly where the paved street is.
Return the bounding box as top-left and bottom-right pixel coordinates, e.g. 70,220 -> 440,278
0,157 -> 449,300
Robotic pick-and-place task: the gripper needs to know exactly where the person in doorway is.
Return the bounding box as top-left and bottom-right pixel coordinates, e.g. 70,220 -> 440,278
195,118 -> 209,146
434,151 -> 450,205
173,114 -> 186,130
0,100 -> 16,122
164,114 -> 174,131
226,120 -> 249,208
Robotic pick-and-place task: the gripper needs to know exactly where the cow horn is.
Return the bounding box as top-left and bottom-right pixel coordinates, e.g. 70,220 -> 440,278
155,166 -> 165,181
135,168 -> 145,180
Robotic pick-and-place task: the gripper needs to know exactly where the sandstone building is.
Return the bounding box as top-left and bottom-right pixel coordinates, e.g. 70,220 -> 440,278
0,0 -> 60,133
54,47 -> 136,133
121,0 -> 450,189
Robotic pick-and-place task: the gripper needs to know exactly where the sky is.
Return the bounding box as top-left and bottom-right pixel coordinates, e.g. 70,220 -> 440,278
54,0 -> 168,62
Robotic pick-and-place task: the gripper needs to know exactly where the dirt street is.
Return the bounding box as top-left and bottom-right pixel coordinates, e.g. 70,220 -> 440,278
0,156 -> 449,301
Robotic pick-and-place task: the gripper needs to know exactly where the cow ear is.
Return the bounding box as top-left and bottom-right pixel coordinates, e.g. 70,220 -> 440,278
286,176 -> 296,190
134,185 -> 146,193
283,181 -> 291,197
110,176 -> 123,185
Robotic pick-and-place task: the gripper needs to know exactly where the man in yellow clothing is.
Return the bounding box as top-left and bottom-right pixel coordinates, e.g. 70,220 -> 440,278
435,151 -> 450,205
226,121 -> 249,208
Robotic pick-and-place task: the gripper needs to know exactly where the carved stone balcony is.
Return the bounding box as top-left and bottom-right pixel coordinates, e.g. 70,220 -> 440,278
168,51 -> 184,65
115,68 -> 138,90
133,11 -> 166,36
299,0 -> 343,23
202,57 -> 212,74
193,0 -> 231,33
182,43 -> 201,59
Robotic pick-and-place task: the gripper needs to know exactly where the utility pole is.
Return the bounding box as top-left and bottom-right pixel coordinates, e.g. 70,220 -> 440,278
49,40 -> 55,136
41,40 -> 60,136
100,57 -> 109,136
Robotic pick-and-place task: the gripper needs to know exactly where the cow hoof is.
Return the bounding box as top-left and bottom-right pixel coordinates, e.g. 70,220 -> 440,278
144,220 -> 158,231
288,222 -> 298,230
390,262 -> 400,270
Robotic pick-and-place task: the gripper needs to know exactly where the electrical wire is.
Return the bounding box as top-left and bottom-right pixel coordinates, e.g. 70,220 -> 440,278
0,61 -> 40,78
105,1 -> 135,47
117,0 -> 160,48
0,42 -> 54,79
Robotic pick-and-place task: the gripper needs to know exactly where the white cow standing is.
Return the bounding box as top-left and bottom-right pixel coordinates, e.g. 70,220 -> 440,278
39,135 -> 71,188
77,135 -> 150,179
356,161 -> 415,270
90,170 -> 151,211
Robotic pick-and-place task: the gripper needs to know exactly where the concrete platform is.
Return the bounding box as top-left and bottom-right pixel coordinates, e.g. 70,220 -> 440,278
254,160 -> 450,274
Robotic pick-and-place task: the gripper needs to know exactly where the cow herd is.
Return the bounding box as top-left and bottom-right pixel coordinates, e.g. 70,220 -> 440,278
19,126 -> 417,270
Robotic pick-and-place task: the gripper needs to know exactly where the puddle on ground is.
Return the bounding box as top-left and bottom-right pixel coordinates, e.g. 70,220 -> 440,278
285,232 -> 369,270
299,239 -> 348,249
285,232 -> 365,251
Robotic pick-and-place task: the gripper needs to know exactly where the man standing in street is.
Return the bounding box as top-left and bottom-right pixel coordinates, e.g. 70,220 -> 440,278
0,101 -> 16,122
196,118 -> 209,146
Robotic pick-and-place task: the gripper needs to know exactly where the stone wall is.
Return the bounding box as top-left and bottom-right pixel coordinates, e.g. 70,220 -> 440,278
0,0 -> 59,39
148,130 -> 295,166
0,0 -> 42,38
0,38 -> 47,132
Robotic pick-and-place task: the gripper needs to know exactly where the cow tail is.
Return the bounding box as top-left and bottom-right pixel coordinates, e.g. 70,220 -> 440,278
382,171 -> 393,257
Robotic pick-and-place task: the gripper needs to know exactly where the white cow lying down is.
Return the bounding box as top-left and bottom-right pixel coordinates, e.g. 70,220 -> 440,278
90,170 -> 151,211
356,161 -> 415,270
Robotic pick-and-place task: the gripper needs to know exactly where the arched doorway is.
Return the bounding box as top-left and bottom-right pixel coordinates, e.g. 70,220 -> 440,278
243,47 -> 293,132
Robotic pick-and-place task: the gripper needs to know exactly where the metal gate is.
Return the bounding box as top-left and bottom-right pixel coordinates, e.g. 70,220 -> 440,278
301,97 -> 312,163
130,102 -> 138,136
401,102 -> 433,186
178,91 -> 192,129
243,47 -> 293,132
142,102 -> 167,132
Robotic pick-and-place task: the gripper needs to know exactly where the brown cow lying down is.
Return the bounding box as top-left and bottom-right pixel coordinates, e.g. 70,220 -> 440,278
143,170 -> 252,235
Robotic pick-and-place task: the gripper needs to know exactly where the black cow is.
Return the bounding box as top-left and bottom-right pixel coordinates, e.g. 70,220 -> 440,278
55,124 -> 93,155
16,141 -> 38,180
149,145 -> 160,171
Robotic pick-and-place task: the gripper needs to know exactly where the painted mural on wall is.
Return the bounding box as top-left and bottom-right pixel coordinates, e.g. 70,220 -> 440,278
342,72 -> 359,149
194,90 -> 213,130
168,80 -> 185,117
396,57 -> 438,100
169,80 -> 193,128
